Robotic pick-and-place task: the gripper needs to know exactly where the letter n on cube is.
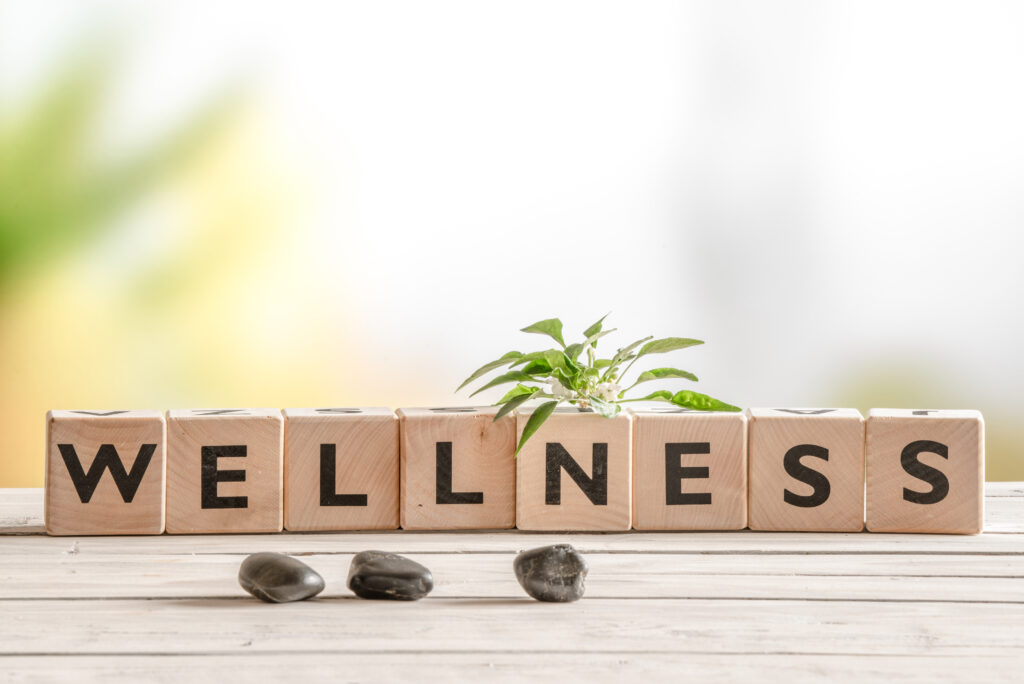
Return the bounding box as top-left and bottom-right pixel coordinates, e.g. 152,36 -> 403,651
516,406 -> 632,531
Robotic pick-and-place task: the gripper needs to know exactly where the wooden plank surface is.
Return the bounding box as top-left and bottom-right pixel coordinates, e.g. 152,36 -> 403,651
1,485 -> 1022,682
3,598 -> 1024,655
1,653 -> 1021,684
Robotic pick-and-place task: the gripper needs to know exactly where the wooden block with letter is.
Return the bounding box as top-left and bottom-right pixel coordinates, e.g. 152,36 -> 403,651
45,410 -> 166,536
397,406 -> 516,530
748,408 -> 864,532
516,406 -> 632,531
865,408 -> 984,534
629,406 -> 747,530
166,408 -> 283,534
283,407 -> 399,531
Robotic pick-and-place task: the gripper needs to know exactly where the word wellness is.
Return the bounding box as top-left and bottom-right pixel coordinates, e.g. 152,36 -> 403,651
44,405 -> 984,537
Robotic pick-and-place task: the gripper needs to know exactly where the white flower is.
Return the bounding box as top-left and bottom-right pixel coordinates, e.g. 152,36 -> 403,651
550,378 -> 571,399
595,382 -> 621,402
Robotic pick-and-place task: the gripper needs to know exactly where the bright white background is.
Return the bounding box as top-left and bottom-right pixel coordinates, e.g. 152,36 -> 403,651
2,1 -> 1021,482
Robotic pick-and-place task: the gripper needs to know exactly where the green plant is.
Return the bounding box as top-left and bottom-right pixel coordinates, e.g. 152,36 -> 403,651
457,315 -> 741,455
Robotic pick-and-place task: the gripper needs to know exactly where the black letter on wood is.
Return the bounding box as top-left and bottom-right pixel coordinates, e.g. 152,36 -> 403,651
435,442 -> 483,504
319,444 -> 368,506
783,444 -> 831,507
545,443 -> 607,505
201,445 -> 248,509
901,440 -> 949,504
665,443 -> 712,505
57,444 -> 156,504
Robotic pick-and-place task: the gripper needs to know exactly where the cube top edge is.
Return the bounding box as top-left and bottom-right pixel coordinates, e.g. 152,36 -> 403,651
396,406 -> 499,418
166,408 -> 282,419
514,405 -> 632,421
747,407 -> 863,419
867,408 -> 983,421
626,405 -> 747,419
283,407 -> 394,418
48,409 -> 164,420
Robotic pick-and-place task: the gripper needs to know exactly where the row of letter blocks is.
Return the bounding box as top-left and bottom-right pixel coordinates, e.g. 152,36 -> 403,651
44,406 -> 984,536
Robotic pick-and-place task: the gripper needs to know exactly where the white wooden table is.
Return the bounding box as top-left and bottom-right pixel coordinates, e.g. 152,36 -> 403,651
2,485 -> 1023,682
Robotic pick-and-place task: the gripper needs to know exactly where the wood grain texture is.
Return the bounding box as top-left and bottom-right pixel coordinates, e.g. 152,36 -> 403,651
397,407 -> 516,530
630,407 -> 747,530
283,407 -> 398,531
748,408 -> 865,532
2,487 -> 1024,682
866,409 -> 984,534
3,552 -> 1024,602
45,410 -> 166,536
2,598 -> 1023,657
1,653 -> 1021,684
166,409 -> 283,534
516,407 -> 632,531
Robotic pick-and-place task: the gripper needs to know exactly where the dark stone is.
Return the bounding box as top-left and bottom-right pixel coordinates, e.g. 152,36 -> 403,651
347,550 -> 433,600
513,544 -> 588,602
238,552 -> 325,603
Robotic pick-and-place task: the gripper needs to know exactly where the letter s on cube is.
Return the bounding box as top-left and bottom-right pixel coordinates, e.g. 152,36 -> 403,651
866,409 -> 984,534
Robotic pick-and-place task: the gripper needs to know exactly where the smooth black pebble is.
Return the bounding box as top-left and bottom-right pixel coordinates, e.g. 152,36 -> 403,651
347,550 -> 433,600
513,543 -> 588,602
238,552 -> 325,603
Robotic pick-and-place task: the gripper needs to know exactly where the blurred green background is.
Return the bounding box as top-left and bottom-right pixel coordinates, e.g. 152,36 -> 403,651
2,2 -> 1021,486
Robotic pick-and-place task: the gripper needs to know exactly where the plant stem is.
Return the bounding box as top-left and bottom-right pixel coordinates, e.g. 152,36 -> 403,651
617,355 -> 640,387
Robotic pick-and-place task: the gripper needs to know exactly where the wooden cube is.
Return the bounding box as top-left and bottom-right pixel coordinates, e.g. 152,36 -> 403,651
283,407 -> 399,531
166,409 -> 283,534
397,406 -> 516,530
45,410 -> 166,536
865,409 -> 984,534
748,408 -> 864,532
629,406 -> 747,530
516,406 -> 632,531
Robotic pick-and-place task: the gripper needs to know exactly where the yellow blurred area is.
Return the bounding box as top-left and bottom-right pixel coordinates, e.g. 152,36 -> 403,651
0,104 -> 352,487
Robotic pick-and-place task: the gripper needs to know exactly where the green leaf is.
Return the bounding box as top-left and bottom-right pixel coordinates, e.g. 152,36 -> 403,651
510,350 -> 550,367
552,367 -> 577,391
515,400 -> 559,456
593,359 -> 614,369
637,337 -> 703,358
494,389 -> 541,421
638,390 -> 674,402
543,349 -> 568,372
456,351 -> 523,391
670,391 -> 741,412
585,328 -> 616,347
583,313 -> 610,339
632,367 -> 699,385
588,396 -> 621,418
469,370 -> 537,397
521,359 -> 553,376
564,343 -> 584,361
521,318 -> 565,348
496,383 -> 540,404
